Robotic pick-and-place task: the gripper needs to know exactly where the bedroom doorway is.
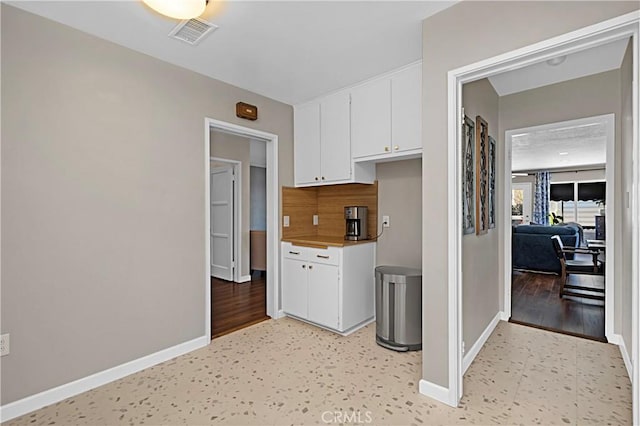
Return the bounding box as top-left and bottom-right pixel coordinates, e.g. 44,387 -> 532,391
205,119 -> 280,342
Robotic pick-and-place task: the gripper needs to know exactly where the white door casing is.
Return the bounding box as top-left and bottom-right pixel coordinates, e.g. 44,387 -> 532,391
210,166 -> 234,281
438,10 -> 639,413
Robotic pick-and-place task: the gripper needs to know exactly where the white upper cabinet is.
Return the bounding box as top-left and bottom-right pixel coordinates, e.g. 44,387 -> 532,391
391,63 -> 422,153
294,91 -> 374,187
294,102 -> 321,185
351,78 -> 392,158
320,92 -> 351,183
351,62 -> 422,161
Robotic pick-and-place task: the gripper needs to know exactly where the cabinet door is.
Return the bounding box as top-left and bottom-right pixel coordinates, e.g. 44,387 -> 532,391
282,258 -> 308,318
351,78 -> 391,158
391,64 -> 422,153
307,262 -> 340,329
294,103 -> 321,185
320,92 -> 351,182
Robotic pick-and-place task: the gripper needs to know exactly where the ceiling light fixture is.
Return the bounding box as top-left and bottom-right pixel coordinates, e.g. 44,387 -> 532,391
143,0 -> 208,20
546,55 -> 567,66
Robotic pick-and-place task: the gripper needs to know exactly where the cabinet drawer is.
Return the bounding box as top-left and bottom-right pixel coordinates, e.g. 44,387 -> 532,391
308,247 -> 341,266
283,245 -> 308,261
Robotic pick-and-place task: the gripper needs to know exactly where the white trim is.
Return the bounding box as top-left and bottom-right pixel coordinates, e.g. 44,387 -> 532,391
462,313 -> 502,374
631,21 -> 640,426
446,71 -> 462,405
609,334 -> 634,382
504,114 -> 616,340
238,274 -> 252,283
205,118 -> 280,324
0,336 -> 208,423
418,379 -> 457,407
209,156 -> 242,283
445,10 -> 639,417
604,114 -> 616,340
274,309 -> 286,320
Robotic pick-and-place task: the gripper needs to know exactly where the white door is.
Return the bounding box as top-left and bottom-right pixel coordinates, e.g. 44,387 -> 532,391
512,182 -> 532,224
307,263 -> 340,329
210,166 -> 235,281
282,258 -> 308,318
351,78 -> 391,158
320,92 -> 351,182
294,102 -> 321,185
391,63 -> 422,152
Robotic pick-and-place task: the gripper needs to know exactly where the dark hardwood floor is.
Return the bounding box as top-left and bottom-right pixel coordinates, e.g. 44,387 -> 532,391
510,270 -> 606,342
211,275 -> 269,338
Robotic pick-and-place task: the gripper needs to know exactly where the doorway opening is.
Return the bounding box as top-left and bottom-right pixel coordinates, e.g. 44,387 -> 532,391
205,119 -> 280,342
506,114 -> 615,343
442,13 -> 639,416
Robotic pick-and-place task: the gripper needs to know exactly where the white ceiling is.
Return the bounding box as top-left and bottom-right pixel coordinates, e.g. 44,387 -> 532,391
488,38 -> 630,96
8,0 -> 457,105
511,118 -> 608,172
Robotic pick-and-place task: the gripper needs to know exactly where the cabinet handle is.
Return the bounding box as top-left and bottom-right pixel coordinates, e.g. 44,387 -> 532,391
315,177 -> 319,181
316,255 -> 330,259
302,264 -> 306,269
384,146 -> 390,152
321,176 -> 325,180
289,251 -> 300,255
308,265 -> 313,270
394,145 -> 399,151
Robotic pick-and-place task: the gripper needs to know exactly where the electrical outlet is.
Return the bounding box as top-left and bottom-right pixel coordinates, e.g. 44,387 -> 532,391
313,215 -> 319,226
1,334 -> 10,357
382,215 -> 390,228
283,216 -> 290,227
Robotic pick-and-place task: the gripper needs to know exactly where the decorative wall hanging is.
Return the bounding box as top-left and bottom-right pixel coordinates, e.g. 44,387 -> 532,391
488,136 -> 496,229
462,116 -> 476,235
475,115 -> 489,235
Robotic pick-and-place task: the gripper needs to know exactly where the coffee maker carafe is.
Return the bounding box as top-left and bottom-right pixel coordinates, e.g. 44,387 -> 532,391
344,206 -> 368,241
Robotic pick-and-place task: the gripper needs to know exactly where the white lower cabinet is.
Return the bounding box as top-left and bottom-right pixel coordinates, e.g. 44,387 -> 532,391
281,242 -> 375,334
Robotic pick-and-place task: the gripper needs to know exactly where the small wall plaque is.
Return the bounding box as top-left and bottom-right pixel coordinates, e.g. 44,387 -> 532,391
236,102 -> 258,121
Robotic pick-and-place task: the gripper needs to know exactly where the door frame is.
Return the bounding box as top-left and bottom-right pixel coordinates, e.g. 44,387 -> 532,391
503,114 -> 616,339
445,11 -> 639,417
210,157 -> 243,283
205,118 -> 280,342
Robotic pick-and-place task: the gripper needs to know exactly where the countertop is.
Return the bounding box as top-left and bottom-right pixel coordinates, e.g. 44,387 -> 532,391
282,235 -> 376,248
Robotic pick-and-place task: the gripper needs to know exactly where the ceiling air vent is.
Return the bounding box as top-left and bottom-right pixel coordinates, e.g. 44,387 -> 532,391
169,18 -> 218,45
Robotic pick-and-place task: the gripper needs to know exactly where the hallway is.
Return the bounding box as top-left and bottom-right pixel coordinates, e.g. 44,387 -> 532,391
211,276 -> 269,338
6,318 -> 631,425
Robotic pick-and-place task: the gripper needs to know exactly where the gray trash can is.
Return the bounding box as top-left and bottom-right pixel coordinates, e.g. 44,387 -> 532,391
375,266 -> 422,351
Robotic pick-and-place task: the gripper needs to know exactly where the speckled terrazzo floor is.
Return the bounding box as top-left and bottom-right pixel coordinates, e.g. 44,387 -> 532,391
5,318 -> 631,425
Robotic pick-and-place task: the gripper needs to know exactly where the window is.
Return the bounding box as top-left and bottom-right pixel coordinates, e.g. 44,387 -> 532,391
549,181 -> 604,227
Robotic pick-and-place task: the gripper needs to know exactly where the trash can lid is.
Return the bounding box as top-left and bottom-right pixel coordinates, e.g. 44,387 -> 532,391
375,265 -> 422,277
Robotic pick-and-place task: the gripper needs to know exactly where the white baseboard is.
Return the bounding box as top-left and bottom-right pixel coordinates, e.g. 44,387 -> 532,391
463,312 -> 502,374
273,309 -> 286,320
0,336 -> 208,423
610,334 -> 633,382
419,379 -> 457,407
499,311 -> 510,321
238,275 -> 252,283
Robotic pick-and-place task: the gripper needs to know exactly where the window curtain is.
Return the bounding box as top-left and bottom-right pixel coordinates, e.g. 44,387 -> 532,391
533,171 -> 551,225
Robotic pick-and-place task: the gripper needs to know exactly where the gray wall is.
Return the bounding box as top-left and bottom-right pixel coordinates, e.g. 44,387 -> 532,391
250,167 -> 267,231
461,78 -> 500,352
500,68 -> 623,332
619,40 -> 633,364
1,4 -> 293,405
210,130 -> 252,279
421,0 -> 639,388
375,159 -> 422,269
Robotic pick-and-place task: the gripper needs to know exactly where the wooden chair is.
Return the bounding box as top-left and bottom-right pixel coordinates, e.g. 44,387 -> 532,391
550,235 -> 604,300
